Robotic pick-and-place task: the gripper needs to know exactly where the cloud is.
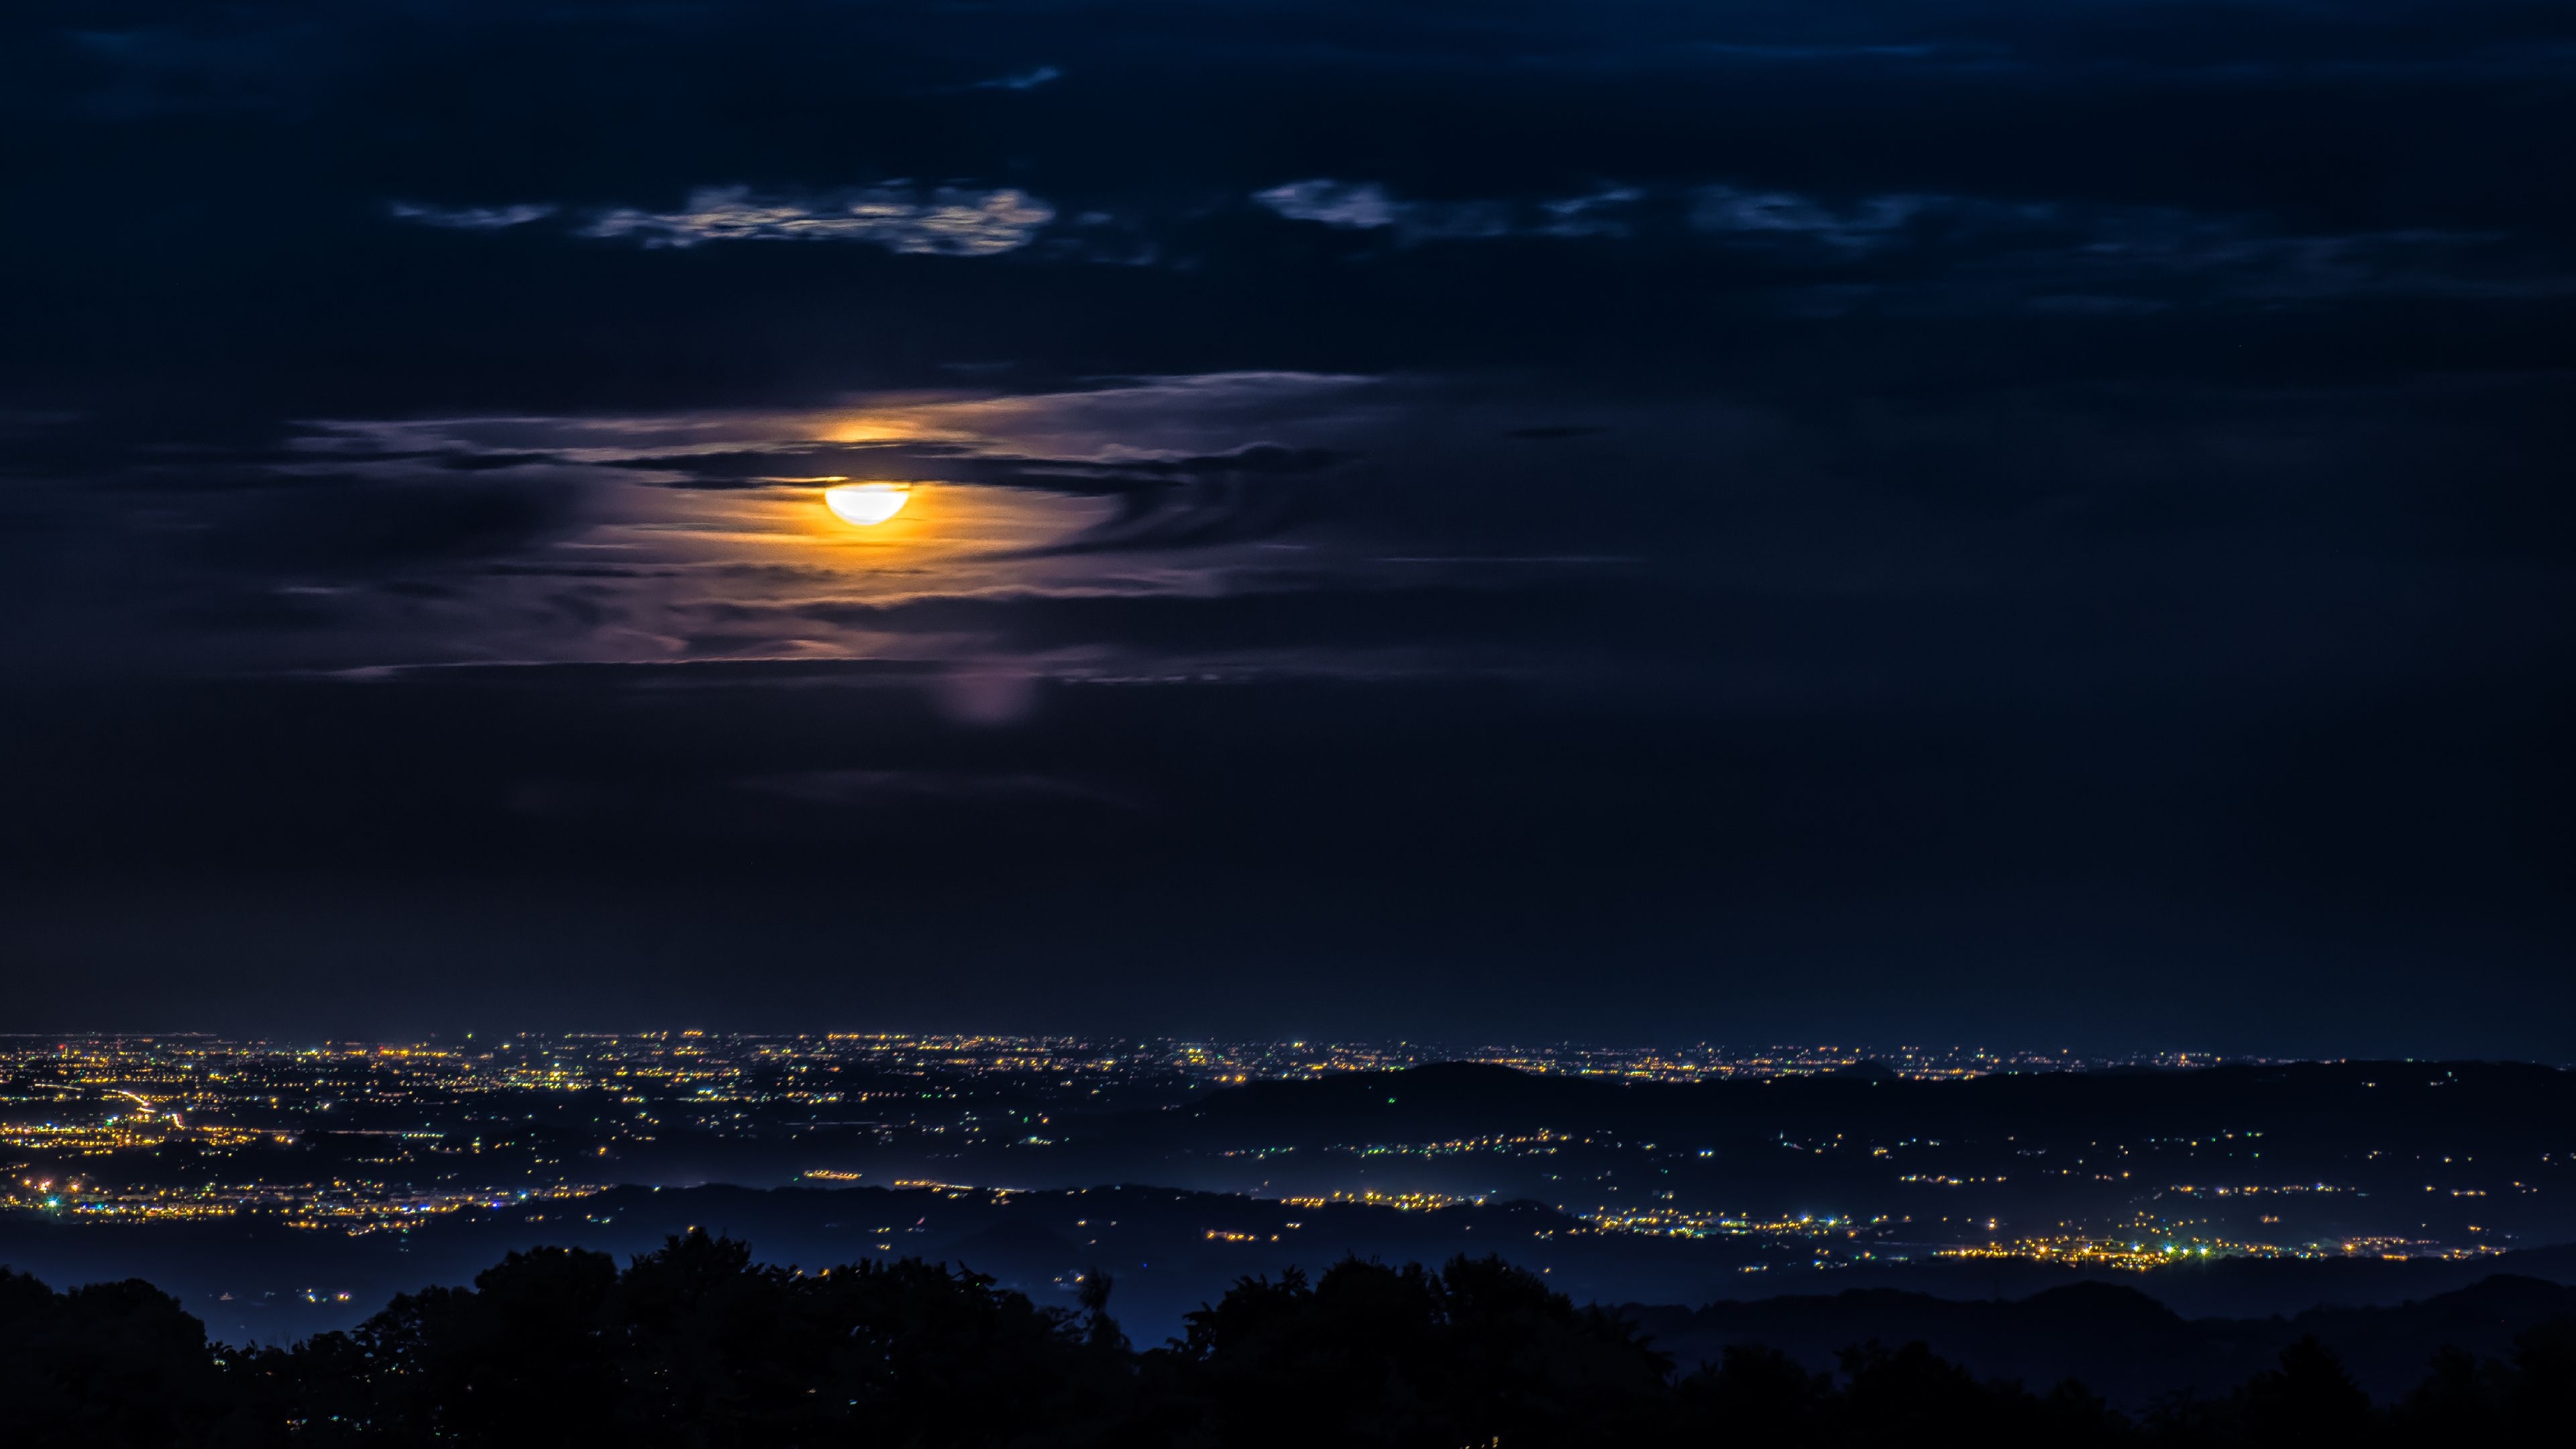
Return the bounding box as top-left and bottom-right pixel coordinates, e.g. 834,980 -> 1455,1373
578,184 -> 1055,254
1689,186 -> 1929,248
193,475 -> 584,576
973,64 -> 1063,91
719,578 -> 1646,667
1255,180 -> 1401,229
1538,186 -> 1645,238
387,201 -> 557,229
1254,176 -> 1919,248
594,434 -> 1350,551
1255,178 -> 1909,247
996,443 -> 1354,555
1253,180 -> 1515,241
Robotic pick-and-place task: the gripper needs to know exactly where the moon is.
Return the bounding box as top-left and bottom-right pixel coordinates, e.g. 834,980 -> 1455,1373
823,482 -> 912,526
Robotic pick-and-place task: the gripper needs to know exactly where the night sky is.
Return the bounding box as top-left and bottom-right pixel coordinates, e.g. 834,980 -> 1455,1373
3,2 -> 2569,1055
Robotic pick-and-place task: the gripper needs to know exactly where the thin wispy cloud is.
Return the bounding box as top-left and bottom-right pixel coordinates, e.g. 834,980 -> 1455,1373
973,64 -> 1063,91
388,201 -> 557,229
578,185 -> 1055,254
1252,180 -> 1524,241
1255,180 -> 1403,229
1538,186 -> 1644,238
1256,177 -> 1928,247
1688,186 -> 1929,248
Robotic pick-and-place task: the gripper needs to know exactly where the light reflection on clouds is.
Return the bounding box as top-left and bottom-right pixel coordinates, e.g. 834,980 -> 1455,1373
284,373 -> 1391,672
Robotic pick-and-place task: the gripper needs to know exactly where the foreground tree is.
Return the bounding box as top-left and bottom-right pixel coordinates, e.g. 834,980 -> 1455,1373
6,1241 -> 2575,1447
1155,1254 -> 1671,1447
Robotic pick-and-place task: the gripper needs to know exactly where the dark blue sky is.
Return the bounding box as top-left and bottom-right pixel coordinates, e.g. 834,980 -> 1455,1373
2,2 -> 2569,1055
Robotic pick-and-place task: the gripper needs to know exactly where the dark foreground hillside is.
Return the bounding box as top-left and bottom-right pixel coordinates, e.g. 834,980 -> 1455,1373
7,1232 -> 2575,1448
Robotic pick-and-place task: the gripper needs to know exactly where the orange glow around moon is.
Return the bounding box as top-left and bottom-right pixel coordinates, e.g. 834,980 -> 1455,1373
823,482 -> 912,526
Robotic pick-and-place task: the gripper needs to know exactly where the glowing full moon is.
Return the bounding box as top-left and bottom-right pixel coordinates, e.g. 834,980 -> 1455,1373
823,482 -> 912,526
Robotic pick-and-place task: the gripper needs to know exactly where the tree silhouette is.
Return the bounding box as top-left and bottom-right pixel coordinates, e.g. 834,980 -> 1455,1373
0,1267 -> 230,1447
3,1243 -> 2571,1446
1160,1254 -> 1670,1447
2233,1335 -> 2375,1446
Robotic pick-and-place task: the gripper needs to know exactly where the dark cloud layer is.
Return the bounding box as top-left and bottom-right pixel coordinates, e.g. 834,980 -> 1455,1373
1,2 -> 2569,1051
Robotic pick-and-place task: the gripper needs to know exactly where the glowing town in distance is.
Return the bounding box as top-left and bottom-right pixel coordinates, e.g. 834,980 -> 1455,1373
3,1034 -> 2557,1294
